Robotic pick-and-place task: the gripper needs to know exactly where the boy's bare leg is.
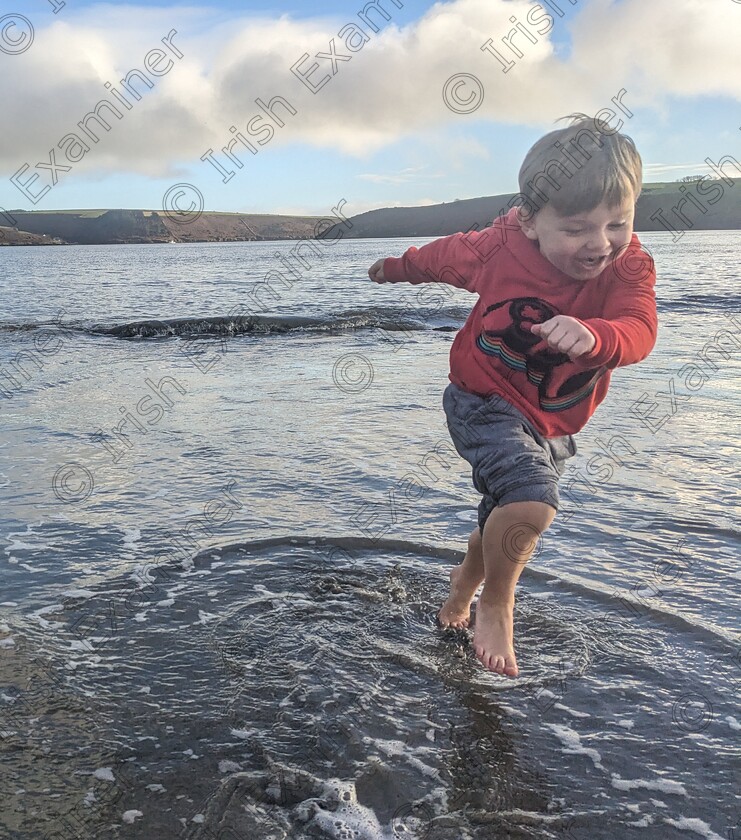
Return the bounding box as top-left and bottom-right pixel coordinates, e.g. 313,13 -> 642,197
474,500 -> 555,677
437,526 -> 486,629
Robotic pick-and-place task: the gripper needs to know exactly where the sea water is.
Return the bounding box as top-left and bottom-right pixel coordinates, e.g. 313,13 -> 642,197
0,232 -> 739,839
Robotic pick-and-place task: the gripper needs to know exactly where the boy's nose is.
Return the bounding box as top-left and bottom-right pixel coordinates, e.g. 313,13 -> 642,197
586,230 -> 612,253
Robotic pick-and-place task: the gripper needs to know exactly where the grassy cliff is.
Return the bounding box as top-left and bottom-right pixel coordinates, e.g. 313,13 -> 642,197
0,226 -> 64,245
2,209 -> 322,245
339,179 -> 741,238
3,179 -> 739,245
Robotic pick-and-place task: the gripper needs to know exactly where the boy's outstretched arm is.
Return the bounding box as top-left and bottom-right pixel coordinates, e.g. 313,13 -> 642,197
367,230 -> 496,294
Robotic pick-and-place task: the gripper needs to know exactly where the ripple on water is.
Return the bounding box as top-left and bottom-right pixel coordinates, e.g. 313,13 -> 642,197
1,538 -> 737,839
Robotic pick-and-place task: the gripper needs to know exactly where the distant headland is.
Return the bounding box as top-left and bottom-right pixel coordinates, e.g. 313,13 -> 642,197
2,178 -> 739,245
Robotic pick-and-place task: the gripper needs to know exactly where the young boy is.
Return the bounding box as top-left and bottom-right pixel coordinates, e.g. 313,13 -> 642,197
368,113 -> 657,678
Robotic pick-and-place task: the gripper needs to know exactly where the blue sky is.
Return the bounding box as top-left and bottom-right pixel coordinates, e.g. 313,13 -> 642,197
1,0 -> 739,216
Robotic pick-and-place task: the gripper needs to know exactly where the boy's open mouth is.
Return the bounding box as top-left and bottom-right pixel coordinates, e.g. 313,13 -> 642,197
578,255 -> 609,269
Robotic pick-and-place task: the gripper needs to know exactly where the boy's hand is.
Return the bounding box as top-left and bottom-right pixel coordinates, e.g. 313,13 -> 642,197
529,316 -> 596,360
368,259 -> 387,283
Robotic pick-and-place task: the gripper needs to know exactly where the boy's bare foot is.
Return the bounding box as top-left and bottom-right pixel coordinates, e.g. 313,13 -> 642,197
472,595 -> 518,677
437,565 -> 482,629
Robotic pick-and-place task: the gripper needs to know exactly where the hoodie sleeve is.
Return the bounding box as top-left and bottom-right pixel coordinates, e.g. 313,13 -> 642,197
575,243 -> 658,369
382,225 -> 509,294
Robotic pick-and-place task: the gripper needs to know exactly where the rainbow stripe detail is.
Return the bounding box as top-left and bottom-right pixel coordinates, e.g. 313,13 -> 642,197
476,332 -> 605,412
539,369 -> 604,412
476,334 -> 528,372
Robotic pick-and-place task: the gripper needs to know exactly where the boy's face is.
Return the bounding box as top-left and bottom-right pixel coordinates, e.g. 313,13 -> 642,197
518,197 -> 635,281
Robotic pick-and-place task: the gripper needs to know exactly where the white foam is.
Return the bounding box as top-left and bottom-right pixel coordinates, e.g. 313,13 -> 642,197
4,536 -> 54,553
298,777 -> 399,840
156,599 -> 175,607
544,723 -> 604,770
66,655 -> 103,670
230,728 -> 257,740
146,784 -> 166,793
93,768 -> 115,782
553,703 -> 590,719
219,760 -> 242,773
498,703 -> 527,719
663,817 -> 727,840
685,733 -> 712,745
495,809 -> 564,825
538,689 -> 557,701
19,563 -> 41,573
122,810 -> 143,824
62,589 -> 96,600
0,637 -> 16,648
122,528 -> 142,546
628,816 -> 653,827
615,719 -> 635,729
610,775 -> 686,796
68,639 -> 97,651
367,738 -> 441,779
196,610 -> 218,624
32,604 -> 64,616
725,715 -> 740,731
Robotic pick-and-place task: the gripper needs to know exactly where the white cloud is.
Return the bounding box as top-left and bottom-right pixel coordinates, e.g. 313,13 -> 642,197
357,166 -> 445,184
1,0 -> 739,180
642,163 -> 721,180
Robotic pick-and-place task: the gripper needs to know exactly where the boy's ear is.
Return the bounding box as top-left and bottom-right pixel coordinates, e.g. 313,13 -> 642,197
516,207 -> 539,241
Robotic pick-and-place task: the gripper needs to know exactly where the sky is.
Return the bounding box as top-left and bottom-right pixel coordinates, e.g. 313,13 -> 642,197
1,0 -> 740,217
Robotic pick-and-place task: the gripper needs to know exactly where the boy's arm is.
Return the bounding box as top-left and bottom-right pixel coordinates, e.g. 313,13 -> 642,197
574,246 -> 658,369
371,230 -> 500,294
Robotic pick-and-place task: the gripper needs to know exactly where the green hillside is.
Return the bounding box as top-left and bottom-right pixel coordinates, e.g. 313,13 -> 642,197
1,209 -> 323,245
2,179 -> 738,245
338,179 -> 741,239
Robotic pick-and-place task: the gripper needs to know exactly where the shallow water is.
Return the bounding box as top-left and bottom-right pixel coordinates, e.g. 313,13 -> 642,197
1,232 -> 740,839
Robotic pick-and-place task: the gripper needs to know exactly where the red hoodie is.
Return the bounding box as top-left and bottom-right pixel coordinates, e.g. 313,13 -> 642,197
382,207 -> 657,438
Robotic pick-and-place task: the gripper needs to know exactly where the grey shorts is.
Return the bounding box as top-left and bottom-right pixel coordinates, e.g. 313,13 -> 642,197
443,383 -> 577,531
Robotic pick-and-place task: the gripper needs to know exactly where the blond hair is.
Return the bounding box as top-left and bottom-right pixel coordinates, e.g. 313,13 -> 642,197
515,112 -> 642,218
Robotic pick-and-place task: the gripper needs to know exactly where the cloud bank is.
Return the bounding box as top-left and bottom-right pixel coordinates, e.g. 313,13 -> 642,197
1,0 -> 739,183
